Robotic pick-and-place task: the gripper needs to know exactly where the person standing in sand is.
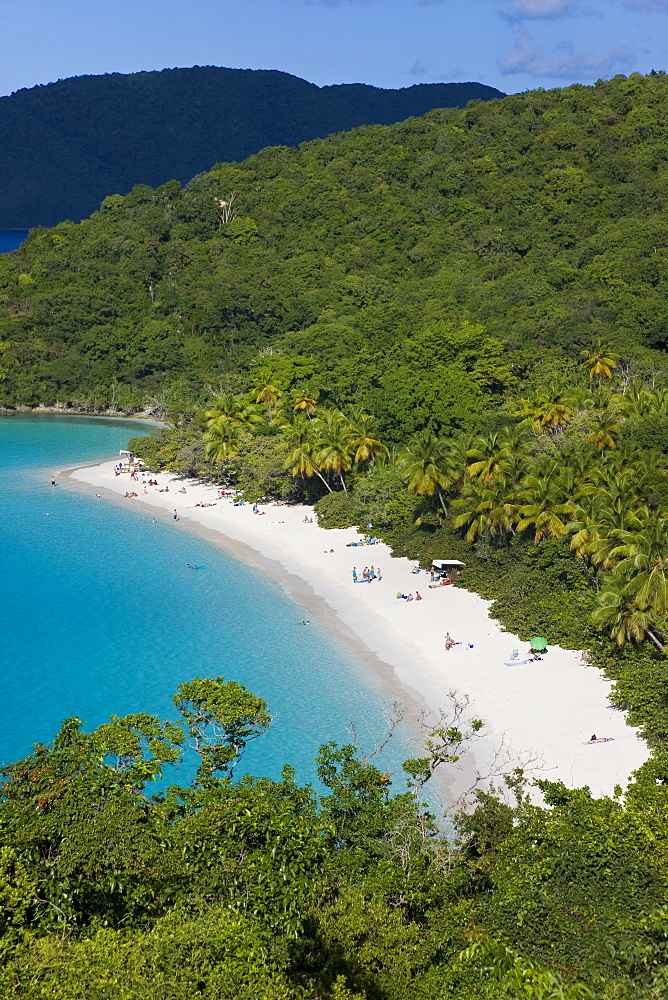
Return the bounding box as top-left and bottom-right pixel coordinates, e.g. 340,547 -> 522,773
352,567 -> 357,583
173,510 -> 178,520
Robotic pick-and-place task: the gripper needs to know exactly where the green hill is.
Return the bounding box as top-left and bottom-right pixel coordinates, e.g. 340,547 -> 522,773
0,66 -> 503,227
2,71 -> 668,428
5,71 -> 668,1000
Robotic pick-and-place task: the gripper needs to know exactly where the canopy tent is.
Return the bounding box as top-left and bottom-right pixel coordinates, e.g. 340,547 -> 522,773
432,559 -> 466,568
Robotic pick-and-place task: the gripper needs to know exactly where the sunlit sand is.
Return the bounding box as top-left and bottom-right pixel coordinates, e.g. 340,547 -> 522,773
72,460 -> 650,801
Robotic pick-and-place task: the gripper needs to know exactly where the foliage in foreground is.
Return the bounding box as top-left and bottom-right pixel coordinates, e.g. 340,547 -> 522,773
2,676 -> 668,999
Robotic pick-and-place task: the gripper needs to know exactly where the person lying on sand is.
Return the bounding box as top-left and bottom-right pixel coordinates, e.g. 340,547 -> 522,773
584,734 -> 615,744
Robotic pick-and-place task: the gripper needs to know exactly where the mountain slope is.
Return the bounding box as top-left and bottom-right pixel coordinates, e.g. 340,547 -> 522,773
0,67 -> 503,227
2,72 -> 667,430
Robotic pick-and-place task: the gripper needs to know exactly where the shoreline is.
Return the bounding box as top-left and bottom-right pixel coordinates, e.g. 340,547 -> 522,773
65,459 -> 650,802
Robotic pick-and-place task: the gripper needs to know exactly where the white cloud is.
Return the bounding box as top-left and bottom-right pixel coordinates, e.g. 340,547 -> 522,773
499,27 -> 634,77
507,0 -> 577,16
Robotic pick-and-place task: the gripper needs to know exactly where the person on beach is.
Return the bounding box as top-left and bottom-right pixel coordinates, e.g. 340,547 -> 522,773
352,568 -> 357,583
377,567 -> 382,580
51,475 -> 56,486
370,566 -> 376,580
415,591 -> 422,600
444,633 -> 455,651
173,510 -> 178,520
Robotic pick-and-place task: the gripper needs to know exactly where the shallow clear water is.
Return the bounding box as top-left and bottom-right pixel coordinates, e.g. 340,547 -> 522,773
0,415 -> 415,788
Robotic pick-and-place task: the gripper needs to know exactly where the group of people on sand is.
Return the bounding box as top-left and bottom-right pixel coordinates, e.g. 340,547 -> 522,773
396,591 -> 422,601
352,566 -> 381,583
444,632 -> 462,651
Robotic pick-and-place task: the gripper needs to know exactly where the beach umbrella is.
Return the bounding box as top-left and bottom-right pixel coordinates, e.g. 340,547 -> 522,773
530,636 -> 548,651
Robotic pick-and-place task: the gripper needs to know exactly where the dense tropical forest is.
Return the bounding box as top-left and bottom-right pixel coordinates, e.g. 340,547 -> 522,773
4,71 -> 668,996
0,67 -> 502,227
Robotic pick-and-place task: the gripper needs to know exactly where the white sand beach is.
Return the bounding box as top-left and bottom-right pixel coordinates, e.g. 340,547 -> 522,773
69,460 -> 650,801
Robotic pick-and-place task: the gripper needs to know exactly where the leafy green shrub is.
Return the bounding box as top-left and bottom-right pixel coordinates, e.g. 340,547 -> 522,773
314,491 -> 359,529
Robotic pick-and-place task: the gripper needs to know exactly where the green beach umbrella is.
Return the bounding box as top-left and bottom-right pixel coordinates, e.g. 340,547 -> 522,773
530,636 -> 548,650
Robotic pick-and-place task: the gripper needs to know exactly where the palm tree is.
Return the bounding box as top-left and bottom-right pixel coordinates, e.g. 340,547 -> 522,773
453,477 -> 520,543
396,429 -> 455,518
607,510 -> 668,629
293,396 -> 317,420
203,418 -> 241,464
592,580 -> 662,650
515,472 -> 578,543
585,501 -> 644,571
586,413 -> 620,453
315,410 -> 355,491
467,426 -> 532,483
346,407 -> 388,467
282,414 -> 332,492
581,341 -> 620,383
254,383 -> 281,424
204,393 -> 261,429
514,393 -> 574,434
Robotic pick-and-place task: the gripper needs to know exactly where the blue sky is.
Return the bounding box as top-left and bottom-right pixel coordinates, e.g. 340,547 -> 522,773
2,0 -> 668,98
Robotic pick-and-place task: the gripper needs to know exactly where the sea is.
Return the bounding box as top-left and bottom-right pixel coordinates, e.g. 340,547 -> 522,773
0,230 -> 29,253
0,414 -> 416,789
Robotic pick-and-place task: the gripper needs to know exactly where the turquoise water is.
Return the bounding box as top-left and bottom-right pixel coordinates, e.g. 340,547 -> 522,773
0,415 -> 415,787
0,230 -> 28,252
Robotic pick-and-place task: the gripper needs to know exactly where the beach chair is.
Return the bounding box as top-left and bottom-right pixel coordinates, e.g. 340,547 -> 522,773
504,649 -> 521,666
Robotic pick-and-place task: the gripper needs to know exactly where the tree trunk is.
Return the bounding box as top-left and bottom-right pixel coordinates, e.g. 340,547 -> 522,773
340,472 -> 347,492
647,628 -> 664,652
315,469 -> 332,493
437,489 -> 447,517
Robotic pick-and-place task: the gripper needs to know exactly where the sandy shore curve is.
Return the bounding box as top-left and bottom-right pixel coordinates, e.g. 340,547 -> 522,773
68,460 -> 649,801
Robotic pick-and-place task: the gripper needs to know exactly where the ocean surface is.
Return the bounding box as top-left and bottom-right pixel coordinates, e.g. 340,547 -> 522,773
0,230 -> 29,253
0,415 -> 416,788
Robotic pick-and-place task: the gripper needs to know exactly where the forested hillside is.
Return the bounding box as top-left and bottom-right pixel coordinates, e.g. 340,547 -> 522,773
5,71 -> 668,998
2,71 -> 668,424
0,66 -> 502,227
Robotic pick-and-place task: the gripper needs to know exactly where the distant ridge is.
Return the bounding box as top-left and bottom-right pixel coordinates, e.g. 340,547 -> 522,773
0,66 -> 504,227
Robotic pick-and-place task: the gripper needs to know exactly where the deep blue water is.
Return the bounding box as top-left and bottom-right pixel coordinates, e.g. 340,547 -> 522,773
0,415 -> 414,788
0,230 -> 29,253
